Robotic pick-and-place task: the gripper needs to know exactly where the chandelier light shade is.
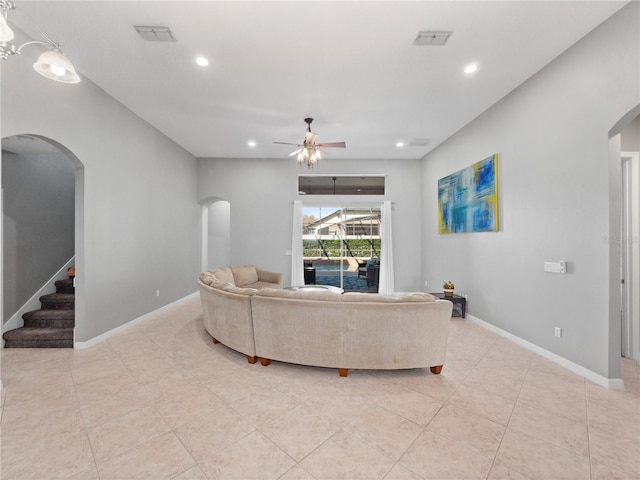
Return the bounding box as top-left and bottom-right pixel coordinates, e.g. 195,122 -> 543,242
0,5 -> 14,42
0,0 -> 80,83
33,48 -> 80,83
297,146 -> 322,168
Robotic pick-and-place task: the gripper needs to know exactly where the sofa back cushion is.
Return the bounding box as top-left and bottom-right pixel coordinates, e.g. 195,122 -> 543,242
231,265 -> 259,286
341,292 -> 436,303
199,272 -> 217,286
255,288 -> 342,302
208,267 -> 235,285
222,283 -> 259,296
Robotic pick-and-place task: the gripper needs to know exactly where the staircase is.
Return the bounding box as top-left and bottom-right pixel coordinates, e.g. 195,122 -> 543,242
3,278 -> 75,348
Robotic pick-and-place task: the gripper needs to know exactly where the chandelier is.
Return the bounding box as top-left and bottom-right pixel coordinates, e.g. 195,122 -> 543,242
297,145 -> 322,168
0,0 -> 80,83
274,118 -> 346,168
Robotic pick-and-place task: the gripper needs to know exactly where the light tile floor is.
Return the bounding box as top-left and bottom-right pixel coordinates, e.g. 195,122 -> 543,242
1,296 -> 639,480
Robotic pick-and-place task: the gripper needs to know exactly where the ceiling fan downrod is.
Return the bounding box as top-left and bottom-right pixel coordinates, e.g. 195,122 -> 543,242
304,117 -> 314,132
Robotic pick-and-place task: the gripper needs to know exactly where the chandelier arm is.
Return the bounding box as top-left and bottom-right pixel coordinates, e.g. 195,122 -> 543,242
15,39 -> 53,55
5,2 -> 62,47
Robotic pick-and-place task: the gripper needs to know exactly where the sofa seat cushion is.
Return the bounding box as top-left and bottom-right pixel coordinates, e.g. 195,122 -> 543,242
231,266 -> 259,287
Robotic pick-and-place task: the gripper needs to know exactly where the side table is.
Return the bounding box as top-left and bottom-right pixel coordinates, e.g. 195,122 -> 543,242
430,292 -> 466,318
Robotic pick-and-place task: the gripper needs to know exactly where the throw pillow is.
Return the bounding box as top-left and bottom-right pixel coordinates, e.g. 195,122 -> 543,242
210,267 -> 235,285
199,272 -> 217,285
231,265 -> 259,286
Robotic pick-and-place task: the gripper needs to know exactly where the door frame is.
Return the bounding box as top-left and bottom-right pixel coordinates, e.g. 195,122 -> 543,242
300,202 -> 382,291
621,151 -> 640,360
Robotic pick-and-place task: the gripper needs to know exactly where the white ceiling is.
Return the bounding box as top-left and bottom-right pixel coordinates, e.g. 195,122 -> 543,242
9,1 -> 628,160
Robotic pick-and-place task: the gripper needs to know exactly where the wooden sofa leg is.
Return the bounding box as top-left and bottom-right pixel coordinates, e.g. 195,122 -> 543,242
338,368 -> 348,377
430,365 -> 443,374
259,357 -> 271,366
247,355 -> 257,364
211,337 -> 219,344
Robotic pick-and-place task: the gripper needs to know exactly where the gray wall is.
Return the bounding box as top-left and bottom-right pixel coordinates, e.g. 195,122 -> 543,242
2,147 -> 75,321
197,157 -> 423,291
420,3 -> 639,378
208,200 -> 231,269
2,41 -> 200,342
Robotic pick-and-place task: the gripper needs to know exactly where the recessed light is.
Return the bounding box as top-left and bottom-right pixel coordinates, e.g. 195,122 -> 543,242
196,56 -> 209,67
247,140 -> 256,147
464,63 -> 478,74
396,141 -> 405,148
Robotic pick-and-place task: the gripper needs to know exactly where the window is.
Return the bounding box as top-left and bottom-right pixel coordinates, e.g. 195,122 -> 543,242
298,175 -> 385,195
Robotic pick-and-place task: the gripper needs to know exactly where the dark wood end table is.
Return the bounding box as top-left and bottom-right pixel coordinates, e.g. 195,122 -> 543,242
430,292 -> 466,318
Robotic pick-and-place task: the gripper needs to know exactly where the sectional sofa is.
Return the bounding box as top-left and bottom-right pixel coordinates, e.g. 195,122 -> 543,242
198,266 -> 453,376
198,265 -> 282,364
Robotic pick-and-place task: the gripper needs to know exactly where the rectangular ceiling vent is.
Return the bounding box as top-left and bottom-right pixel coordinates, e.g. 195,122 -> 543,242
413,31 -> 452,46
408,138 -> 431,147
134,26 -> 176,42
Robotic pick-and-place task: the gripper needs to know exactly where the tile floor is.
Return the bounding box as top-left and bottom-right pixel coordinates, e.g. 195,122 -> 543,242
1,296 -> 639,480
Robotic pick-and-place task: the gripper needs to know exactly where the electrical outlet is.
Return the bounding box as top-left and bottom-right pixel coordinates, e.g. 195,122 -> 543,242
156,290 -> 160,297
554,327 -> 562,338
424,281 -> 428,287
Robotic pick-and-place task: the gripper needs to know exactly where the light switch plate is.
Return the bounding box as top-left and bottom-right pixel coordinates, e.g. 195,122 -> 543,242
544,261 -> 566,273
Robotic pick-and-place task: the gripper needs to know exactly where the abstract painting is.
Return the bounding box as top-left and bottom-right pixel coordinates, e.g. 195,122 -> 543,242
438,154 -> 499,233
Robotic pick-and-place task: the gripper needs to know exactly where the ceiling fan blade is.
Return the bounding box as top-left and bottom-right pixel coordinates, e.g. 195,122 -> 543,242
273,141 -> 303,146
287,149 -> 302,157
316,141 -> 346,148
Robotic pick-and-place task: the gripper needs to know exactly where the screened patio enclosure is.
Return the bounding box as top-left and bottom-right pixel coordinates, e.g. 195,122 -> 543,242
302,207 -> 381,292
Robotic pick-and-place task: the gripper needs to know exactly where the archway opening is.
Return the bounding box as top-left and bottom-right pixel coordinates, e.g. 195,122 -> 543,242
1,134 -> 84,346
608,105 -> 640,377
199,197 -> 231,272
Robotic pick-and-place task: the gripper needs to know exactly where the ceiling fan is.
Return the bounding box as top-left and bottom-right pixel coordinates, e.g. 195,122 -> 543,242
274,117 -> 346,167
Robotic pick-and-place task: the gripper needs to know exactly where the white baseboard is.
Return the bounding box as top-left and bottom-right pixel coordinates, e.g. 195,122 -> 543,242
74,292 -> 199,349
466,313 -> 625,390
2,257 -> 75,347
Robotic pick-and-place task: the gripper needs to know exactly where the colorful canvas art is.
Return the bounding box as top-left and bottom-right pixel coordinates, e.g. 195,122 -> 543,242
438,154 -> 499,233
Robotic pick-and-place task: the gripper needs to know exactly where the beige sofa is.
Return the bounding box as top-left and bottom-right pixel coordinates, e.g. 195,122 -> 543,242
198,266 -> 283,364
251,289 -> 452,377
198,268 -> 453,376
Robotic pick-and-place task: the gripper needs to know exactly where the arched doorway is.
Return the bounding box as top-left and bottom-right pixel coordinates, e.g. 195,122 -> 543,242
1,134 -> 84,347
199,196 -> 231,272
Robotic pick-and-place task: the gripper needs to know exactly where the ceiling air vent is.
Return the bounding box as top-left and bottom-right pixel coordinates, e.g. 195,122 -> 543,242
134,26 -> 176,42
408,138 -> 431,147
413,31 -> 452,46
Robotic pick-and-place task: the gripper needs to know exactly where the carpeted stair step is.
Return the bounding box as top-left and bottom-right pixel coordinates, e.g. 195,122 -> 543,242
3,272 -> 75,349
55,278 -> 75,294
39,293 -> 74,310
23,309 -> 75,329
2,327 -> 74,348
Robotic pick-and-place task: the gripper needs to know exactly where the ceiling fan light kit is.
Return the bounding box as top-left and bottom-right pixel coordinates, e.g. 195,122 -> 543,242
274,117 -> 346,168
0,0 -> 80,83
